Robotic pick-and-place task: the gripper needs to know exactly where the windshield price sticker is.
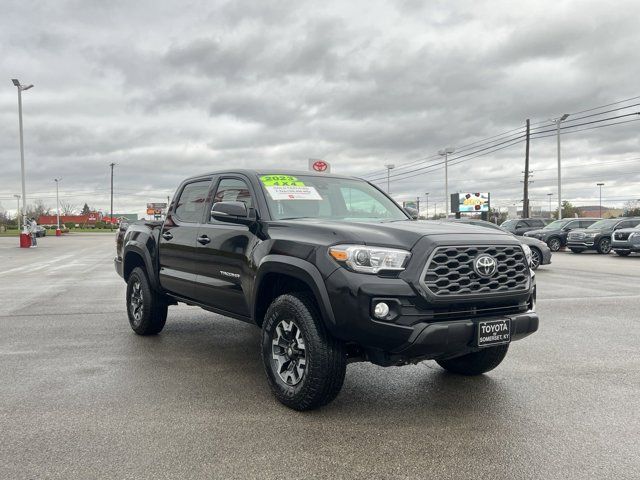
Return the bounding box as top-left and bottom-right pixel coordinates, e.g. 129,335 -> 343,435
260,175 -> 305,187
266,185 -> 323,201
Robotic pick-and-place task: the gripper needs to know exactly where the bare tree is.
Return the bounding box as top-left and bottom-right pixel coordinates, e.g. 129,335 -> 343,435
60,201 -> 78,215
26,199 -> 50,219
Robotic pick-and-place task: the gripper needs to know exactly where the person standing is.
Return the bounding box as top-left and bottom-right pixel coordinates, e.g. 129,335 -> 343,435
29,218 -> 38,247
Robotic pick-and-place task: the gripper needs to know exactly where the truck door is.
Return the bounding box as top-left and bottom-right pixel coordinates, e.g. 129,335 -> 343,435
158,178 -> 212,300
193,176 -> 258,318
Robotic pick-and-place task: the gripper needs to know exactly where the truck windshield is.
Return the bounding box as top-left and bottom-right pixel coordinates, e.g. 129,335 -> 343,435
258,174 -> 409,222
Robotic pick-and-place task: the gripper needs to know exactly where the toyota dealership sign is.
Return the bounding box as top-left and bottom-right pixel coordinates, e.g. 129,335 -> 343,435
308,158 -> 331,173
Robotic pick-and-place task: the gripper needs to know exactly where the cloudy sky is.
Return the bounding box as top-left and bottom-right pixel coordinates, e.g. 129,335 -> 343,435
1,0 -> 639,217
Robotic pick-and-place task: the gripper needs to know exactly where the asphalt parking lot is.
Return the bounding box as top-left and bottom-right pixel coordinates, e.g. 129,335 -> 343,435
1,234 -> 639,479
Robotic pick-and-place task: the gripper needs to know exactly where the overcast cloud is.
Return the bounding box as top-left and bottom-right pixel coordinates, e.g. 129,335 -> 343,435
1,0 -> 639,216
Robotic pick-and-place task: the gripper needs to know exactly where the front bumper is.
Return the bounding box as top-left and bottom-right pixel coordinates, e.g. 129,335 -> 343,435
567,240 -> 596,250
395,312 -> 538,358
611,241 -> 640,252
324,265 -> 537,362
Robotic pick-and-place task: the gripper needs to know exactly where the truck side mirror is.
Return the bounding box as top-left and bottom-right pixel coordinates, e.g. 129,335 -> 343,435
211,201 -> 255,225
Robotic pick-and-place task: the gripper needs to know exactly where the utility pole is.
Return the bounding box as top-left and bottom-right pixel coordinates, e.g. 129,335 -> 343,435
54,178 -> 62,234
438,147 -> 455,217
547,193 -> 553,219
110,163 -> 115,231
14,194 -> 21,230
12,79 -> 33,243
597,183 -> 605,218
552,114 -> 570,219
424,192 -> 430,219
416,196 -> 420,217
384,164 -> 395,194
522,119 -> 531,218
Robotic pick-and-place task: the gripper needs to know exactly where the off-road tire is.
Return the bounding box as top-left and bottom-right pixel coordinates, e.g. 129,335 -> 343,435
261,293 -> 346,411
436,344 -> 509,376
547,237 -> 561,252
596,237 -> 612,254
126,267 -> 167,335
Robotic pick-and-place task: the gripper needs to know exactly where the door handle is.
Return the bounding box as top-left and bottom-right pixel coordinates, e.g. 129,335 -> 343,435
197,235 -> 211,245
162,231 -> 173,240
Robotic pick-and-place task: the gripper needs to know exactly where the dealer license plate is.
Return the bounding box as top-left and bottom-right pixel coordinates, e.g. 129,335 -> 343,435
476,318 -> 511,347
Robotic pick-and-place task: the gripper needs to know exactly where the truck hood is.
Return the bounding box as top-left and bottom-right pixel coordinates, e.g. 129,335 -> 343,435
270,219 -> 511,250
569,228 -> 607,235
525,228 -> 555,236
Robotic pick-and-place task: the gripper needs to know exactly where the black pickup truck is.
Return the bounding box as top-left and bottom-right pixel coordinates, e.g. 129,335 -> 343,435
115,170 -> 538,410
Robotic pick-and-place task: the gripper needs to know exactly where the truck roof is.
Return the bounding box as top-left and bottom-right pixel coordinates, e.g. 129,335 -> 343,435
186,169 -> 363,182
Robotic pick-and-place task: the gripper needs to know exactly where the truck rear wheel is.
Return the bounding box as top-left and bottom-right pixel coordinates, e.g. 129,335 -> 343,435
436,344 -> 509,376
261,293 -> 346,411
126,267 -> 167,335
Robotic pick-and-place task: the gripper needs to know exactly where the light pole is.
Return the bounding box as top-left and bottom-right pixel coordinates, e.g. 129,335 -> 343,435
110,162 -> 116,231
54,178 -> 62,235
424,192 -> 430,219
552,114 -> 569,219
547,193 -> 553,219
438,147 -> 455,217
597,183 -> 605,218
384,164 -> 395,194
12,79 -> 33,246
13,194 -> 21,230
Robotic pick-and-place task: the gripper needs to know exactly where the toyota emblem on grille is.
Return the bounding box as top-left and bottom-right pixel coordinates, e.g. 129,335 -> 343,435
474,254 -> 497,277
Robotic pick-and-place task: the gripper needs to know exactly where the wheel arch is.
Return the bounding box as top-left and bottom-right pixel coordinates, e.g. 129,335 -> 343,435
253,255 -> 335,328
122,242 -> 159,290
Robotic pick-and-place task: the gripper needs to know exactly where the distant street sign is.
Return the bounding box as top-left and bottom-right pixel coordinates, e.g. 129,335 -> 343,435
308,159 -> 330,173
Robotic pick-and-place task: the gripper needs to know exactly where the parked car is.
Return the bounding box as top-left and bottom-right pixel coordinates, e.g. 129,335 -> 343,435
34,225 -> 47,237
524,218 -> 600,252
115,170 -> 538,410
500,218 -> 546,236
611,225 -> 640,256
442,218 -> 551,270
567,217 -> 640,254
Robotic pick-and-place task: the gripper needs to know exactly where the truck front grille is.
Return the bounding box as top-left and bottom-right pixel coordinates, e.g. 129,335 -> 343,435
614,232 -> 630,241
568,232 -> 585,241
421,245 -> 529,297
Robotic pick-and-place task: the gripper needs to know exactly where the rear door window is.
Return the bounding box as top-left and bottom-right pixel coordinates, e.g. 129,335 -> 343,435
174,180 -> 211,223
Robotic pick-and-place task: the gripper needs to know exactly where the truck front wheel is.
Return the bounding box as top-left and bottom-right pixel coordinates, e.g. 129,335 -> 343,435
436,344 -> 509,376
126,267 -> 167,335
261,293 -> 346,411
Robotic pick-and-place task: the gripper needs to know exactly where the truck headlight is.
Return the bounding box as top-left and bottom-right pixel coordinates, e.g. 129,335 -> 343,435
629,232 -> 639,239
522,244 -> 532,266
329,245 -> 411,274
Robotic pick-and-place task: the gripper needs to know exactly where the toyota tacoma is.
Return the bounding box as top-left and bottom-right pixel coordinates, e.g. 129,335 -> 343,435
115,170 -> 538,410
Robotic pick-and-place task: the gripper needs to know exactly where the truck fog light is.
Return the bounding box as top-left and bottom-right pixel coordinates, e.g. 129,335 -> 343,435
373,302 -> 390,319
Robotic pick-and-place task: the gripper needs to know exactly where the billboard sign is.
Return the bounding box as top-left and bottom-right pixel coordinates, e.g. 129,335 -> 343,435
146,202 -> 167,216
452,193 -> 490,213
308,159 -> 331,173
